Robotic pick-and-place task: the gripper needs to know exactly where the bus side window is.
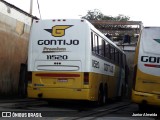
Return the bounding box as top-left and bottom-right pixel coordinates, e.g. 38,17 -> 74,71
105,41 -> 110,59
102,40 -> 105,57
119,52 -> 122,67
123,54 -> 126,69
91,32 -> 94,52
110,46 -> 115,62
98,37 -> 105,57
94,34 -> 99,54
91,32 -> 98,54
115,49 -> 119,65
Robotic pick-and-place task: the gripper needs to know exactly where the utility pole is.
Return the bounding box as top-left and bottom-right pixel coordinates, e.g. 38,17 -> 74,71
30,0 -> 33,15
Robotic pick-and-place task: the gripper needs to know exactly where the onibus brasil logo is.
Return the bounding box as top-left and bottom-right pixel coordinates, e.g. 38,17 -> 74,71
44,25 -> 72,37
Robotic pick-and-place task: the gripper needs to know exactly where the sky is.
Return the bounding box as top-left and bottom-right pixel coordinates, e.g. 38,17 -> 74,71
5,0 -> 160,26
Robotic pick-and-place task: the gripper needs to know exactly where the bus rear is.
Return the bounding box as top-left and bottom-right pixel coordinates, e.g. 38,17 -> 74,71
132,27 -> 160,106
27,19 -> 91,100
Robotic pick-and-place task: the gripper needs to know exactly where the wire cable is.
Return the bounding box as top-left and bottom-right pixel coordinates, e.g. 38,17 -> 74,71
37,0 -> 42,19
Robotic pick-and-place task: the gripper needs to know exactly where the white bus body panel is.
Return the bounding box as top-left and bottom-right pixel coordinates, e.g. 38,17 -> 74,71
138,27 -> 160,76
28,19 -> 91,72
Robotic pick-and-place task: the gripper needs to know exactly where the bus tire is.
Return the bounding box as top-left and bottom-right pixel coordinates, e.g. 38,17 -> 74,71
103,85 -> 108,104
97,89 -> 102,106
97,85 -> 107,106
138,102 -> 147,112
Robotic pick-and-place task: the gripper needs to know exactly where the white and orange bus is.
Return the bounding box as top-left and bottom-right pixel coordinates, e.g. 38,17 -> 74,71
132,27 -> 160,109
27,19 -> 126,105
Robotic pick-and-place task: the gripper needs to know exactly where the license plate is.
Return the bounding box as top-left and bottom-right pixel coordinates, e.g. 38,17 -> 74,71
58,79 -> 68,82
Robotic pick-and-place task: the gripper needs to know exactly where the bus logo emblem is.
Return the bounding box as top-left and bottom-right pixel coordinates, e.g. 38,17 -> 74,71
44,25 -> 72,37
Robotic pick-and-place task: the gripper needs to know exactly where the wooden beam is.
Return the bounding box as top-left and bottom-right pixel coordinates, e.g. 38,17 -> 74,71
97,28 -> 140,31
100,30 -> 139,34
89,20 -> 142,26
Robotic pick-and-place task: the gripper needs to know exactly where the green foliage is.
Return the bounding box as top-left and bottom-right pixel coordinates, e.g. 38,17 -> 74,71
81,9 -> 130,33
82,9 -> 133,43
82,9 -> 130,21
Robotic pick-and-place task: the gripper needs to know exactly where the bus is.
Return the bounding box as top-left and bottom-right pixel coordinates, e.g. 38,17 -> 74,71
27,19 -> 127,105
132,27 -> 160,109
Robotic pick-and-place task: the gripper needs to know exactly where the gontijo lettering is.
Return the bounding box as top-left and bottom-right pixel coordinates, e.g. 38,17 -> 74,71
141,56 -> 160,63
37,39 -> 79,45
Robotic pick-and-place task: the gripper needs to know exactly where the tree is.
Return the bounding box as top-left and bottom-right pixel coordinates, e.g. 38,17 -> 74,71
82,9 -> 130,21
82,9 -> 132,43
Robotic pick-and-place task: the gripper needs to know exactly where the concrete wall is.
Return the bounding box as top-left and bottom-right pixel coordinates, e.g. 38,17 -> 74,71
118,44 -> 136,97
125,51 -> 135,98
0,1 -> 33,97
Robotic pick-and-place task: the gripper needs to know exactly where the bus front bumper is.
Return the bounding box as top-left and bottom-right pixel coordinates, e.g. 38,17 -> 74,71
132,90 -> 160,106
